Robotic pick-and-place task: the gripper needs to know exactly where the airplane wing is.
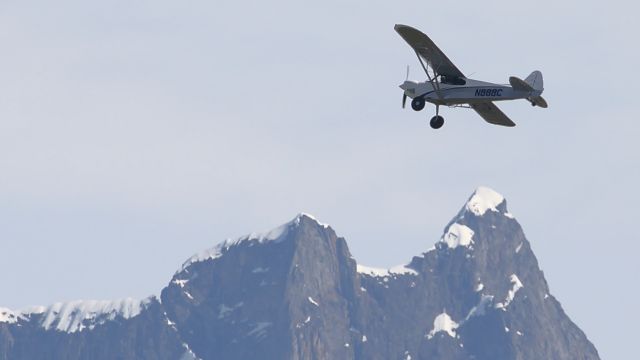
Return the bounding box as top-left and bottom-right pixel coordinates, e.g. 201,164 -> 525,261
471,102 -> 516,127
394,24 -> 465,78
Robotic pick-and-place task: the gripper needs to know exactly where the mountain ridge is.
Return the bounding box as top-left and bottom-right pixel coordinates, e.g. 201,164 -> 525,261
0,187 -> 600,360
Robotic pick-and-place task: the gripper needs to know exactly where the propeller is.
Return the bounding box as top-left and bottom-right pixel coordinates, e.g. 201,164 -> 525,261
402,65 -> 409,109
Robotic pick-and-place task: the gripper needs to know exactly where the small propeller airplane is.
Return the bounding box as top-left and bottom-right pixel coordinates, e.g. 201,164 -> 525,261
395,24 -> 547,129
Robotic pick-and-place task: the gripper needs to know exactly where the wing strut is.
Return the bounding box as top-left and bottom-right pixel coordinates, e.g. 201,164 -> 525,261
415,51 -> 444,102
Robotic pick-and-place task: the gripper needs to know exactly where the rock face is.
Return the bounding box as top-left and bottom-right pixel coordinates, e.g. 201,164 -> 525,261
0,188 -> 600,359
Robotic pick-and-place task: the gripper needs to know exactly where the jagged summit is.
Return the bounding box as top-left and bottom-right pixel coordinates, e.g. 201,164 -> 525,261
463,186 -> 508,216
175,186 -> 514,283
179,213 -> 329,272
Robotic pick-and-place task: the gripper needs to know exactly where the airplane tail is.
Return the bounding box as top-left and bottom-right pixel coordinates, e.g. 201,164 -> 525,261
524,70 -> 544,92
509,70 -> 548,108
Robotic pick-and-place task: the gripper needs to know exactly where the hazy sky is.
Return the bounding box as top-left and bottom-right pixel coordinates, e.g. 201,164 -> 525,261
1,0 -> 638,358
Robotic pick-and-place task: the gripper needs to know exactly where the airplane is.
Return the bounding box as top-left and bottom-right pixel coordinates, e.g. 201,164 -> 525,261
395,24 -> 547,129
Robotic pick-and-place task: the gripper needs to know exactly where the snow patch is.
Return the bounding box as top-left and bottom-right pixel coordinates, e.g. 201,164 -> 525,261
475,283 -> 484,292
465,295 -> 494,320
179,342 -> 200,360
172,279 -> 189,288
296,316 -> 312,329
504,212 -> 515,219
307,297 -> 319,306
362,335 -> 367,342
179,349 -> 198,360
20,297 -> 153,333
426,312 -> 459,339
495,274 -> 524,309
441,223 -> 474,249
0,308 -> 17,324
180,245 -> 225,273
252,267 -> 269,273
465,186 -> 505,216
297,213 -> 330,228
515,242 -> 523,253
356,264 -> 418,278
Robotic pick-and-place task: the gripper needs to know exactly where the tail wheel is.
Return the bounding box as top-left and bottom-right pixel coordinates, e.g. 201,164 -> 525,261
411,97 -> 426,111
430,115 -> 444,129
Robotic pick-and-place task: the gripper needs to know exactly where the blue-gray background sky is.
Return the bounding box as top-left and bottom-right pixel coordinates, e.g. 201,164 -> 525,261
1,0 -> 637,358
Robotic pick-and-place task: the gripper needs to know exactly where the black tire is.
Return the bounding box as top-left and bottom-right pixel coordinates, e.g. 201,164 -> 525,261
411,97 -> 426,111
430,115 -> 444,129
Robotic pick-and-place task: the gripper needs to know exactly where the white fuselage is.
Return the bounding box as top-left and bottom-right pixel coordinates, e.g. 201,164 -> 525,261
401,78 -> 534,106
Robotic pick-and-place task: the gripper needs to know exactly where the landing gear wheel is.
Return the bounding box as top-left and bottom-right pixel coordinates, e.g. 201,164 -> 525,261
411,97 -> 426,111
430,115 -> 444,129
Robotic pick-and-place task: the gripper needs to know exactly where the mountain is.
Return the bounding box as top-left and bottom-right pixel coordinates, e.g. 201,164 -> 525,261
0,187 -> 600,359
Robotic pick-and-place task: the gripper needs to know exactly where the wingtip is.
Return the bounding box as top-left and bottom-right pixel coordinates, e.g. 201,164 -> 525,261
394,24 -> 415,32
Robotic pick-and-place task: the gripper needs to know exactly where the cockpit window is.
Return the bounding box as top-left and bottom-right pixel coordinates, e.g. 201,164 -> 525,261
441,76 -> 466,85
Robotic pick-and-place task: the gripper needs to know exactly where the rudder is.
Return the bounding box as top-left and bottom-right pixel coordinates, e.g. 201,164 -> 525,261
524,71 -> 543,92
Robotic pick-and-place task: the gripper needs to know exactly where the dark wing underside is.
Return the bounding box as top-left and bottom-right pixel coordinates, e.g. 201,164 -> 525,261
471,102 -> 516,127
394,24 -> 465,78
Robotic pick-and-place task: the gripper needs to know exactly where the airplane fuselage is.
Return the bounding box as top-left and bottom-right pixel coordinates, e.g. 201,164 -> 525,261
401,78 -> 532,106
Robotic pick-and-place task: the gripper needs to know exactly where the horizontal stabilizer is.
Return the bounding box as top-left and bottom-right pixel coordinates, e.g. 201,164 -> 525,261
529,96 -> 548,108
509,76 -> 534,92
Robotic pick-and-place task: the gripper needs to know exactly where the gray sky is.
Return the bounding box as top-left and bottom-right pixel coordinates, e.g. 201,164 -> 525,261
1,0 -> 637,358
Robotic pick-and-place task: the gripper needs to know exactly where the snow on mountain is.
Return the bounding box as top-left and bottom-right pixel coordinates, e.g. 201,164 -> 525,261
495,274 -> 524,310
307,297 -> 320,307
465,186 -> 505,216
426,312 -> 459,339
295,212 -> 330,228
356,264 -> 418,277
0,307 -> 17,324
179,213 -> 326,272
16,297 -> 154,333
440,223 -> 475,249
464,294 -> 495,320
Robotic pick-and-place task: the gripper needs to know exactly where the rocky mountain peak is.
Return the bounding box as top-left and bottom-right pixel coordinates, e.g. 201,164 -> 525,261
178,213 -> 333,274
462,186 -> 509,217
441,187 -> 517,252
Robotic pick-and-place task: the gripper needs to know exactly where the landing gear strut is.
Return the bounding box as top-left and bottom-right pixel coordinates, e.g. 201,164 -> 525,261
430,105 -> 444,129
411,97 -> 425,111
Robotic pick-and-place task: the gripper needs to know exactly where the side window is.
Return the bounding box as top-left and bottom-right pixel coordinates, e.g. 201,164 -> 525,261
441,76 -> 466,85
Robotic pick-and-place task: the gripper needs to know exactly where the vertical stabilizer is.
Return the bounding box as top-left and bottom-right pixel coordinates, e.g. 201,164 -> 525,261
524,71 -> 544,92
